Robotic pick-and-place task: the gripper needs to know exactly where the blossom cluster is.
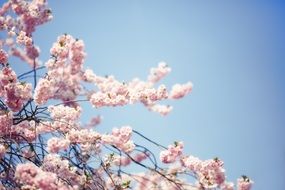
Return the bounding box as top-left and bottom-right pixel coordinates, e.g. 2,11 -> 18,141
0,66 -> 32,111
102,126 -> 135,153
34,34 -> 86,105
0,0 -> 52,67
87,66 -> 192,115
160,141 -> 184,163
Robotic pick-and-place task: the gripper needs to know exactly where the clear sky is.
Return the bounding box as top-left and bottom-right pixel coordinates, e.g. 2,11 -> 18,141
3,0 -> 285,189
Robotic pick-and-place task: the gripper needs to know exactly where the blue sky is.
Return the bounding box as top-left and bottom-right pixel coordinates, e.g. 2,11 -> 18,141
3,0 -> 285,189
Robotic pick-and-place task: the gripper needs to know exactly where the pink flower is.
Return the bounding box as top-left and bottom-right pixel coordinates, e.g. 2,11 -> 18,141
16,31 -> 33,46
0,49 -> 8,64
148,104 -> 173,116
0,111 -> 13,135
0,2 -> 10,16
85,115 -> 102,128
15,163 -> 39,185
221,182 -> 234,190
21,149 -> 35,159
182,155 -> 202,171
0,67 -> 17,85
148,62 -> 171,84
48,105 -> 81,121
160,150 -> 174,163
133,152 -> 149,163
41,154 -> 86,187
169,82 -> 193,99
15,162 -> 59,190
183,156 -> 226,188
11,121 -> 37,142
47,137 -> 70,153
82,69 -> 97,82
14,82 -> 32,100
34,172 -> 57,190
34,78 -> 54,105
0,66 -> 32,111
66,128 -> 101,143
26,45 -> 40,59
237,176 -> 253,190
160,141 -> 184,163
4,82 -> 32,112
102,126 -> 135,153
112,155 -> 131,166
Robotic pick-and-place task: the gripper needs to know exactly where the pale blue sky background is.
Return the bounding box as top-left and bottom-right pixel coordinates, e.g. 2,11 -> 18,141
2,0 -> 285,189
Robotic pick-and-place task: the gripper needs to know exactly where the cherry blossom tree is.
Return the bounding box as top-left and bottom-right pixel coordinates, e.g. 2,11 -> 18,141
0,0 -> 253,189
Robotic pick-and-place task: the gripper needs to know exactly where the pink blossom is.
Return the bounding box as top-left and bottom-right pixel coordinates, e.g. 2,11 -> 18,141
36,121 -> 54,134
182,155 -> 202,171
42,154 -> 87,188
0,49 -> 8,64
4,82 -> 32,111
66,128 -> 101,143
11,121 -> 37,142
0,67 -> 17,86
10,0 -> 52,35
148,62 -> 171,84
34,78 -> 54,105
89,76 -> 169,111
47,137 -> 70,153
160,150 -> 174,163
160,141 -> 184,163
48,105 -> 81,121
102,126 -> 135,153
148,104 -> 173,116
34,34 -> 85,104
13,82 -> 32,100
66,129 -> 101,155
90,91 -> 128,107
85,115 -> 102,128
70,39 -> 86,74
0,111 -> 13,135
0,2 -> 10,16
82,69 -> 96,82
182,156 -> 226,188
34,172 -> 57,190
112,155 -> 131,166
85,62 -> 188,115
16,31 -> 32,46
26,45 -> 40,59
15,162 -> 59,190
237,176 -> 253,190
15,163 -> 39,186
221,182 -> 235,190
0,66 -> 32,111
21,149 -> 35,159
170,82 -> 193,99
133,152 -> 149,163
